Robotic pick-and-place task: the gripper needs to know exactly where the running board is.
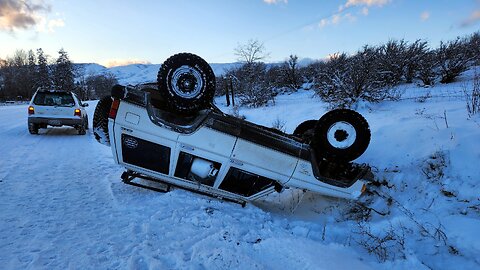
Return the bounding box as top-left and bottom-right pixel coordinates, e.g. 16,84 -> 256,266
120,170 -> 247,207
121,170 -> 171,193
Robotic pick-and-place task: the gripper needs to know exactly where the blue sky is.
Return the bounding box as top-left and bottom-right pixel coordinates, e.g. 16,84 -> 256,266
0,0 -> 479,66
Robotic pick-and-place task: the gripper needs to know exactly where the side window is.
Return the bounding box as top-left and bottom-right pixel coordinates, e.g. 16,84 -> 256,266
174,152 -> 220,187
219,168 -> 275,197
121,134 -> 171,174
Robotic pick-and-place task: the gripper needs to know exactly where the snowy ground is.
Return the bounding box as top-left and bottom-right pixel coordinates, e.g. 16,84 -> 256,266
1,75 -> 479,269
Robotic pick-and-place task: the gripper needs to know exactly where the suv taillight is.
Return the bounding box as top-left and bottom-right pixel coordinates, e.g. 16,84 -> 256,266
28,106 -> 35,115
109,99 -> 120,119
74,109 -> 81,117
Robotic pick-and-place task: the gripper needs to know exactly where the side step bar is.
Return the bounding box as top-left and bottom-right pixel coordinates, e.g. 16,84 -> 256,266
120,170 -> 247,207
121,170 -> 171,193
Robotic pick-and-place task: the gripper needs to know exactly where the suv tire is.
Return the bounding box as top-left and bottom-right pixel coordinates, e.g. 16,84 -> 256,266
78,125 -> 86,135
93,96 -> 112,145
28,123 -> 39,135
311,109 -> 370,162
157,53 -> 215,114
293,119 -> 317,143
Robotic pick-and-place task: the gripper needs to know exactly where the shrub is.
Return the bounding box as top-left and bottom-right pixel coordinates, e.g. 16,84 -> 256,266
437,37 -> 472,83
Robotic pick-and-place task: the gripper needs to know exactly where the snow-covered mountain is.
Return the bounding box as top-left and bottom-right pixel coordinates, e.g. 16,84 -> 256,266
76,62 -> 243,85
76,58 -> 315,85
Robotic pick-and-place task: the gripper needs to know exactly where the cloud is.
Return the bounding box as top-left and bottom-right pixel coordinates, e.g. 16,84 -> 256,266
460,10 -> 480,27
420,11 -> 430,21
35,16 -> 64,33
319,13 -> 356,28
0,0 -> 51,31
263,0 -> 287,4
104,59 -> 152,68
339,0 -> 390,12
344,0 -> 390,8
361,7 -> 369,16
319,0 -> 385,29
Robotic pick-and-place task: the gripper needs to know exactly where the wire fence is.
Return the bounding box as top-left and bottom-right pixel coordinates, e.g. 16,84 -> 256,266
396,84 -> 467,102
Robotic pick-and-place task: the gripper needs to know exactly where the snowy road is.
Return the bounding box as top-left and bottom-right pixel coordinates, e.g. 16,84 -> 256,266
0,104 -> 374,269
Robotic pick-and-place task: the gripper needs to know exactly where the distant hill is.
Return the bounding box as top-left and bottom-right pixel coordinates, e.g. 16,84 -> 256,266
74,58 -> 316,85
75,62 -> 243,85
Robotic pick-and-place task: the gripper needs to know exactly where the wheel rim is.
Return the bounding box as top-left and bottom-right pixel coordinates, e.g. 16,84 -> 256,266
171,65 -> 203,99
327,121 -> 356,149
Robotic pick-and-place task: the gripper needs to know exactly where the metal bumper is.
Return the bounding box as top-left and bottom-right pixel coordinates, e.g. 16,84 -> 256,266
28,117 -> 83,127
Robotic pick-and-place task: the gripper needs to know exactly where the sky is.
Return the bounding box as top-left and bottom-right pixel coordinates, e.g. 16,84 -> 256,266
0,0 -> 479,67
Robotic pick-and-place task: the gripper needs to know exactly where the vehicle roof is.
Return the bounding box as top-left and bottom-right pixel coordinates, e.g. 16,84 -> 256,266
36,89 -> 73,93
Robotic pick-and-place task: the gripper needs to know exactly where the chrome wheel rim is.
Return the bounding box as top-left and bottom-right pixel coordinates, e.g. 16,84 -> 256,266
171,65 -> 203,99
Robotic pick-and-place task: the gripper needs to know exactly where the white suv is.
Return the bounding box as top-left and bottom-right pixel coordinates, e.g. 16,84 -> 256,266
93,53 -> 373,205
28,89 -> 89,135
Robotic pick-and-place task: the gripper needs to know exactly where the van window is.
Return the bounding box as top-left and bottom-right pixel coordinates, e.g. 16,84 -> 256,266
219,168 -> 275,197
33,92 -> 75,107
174,152 -> 220,187
121,134 -> 171,174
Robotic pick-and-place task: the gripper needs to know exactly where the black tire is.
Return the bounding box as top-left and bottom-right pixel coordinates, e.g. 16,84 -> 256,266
157,53 -> 215,114
93,96 -> 112,145
78,125 -> 86,135
311,109 -> 370,162
85,116 -> 89,130
293,120 -> 318,143
28,123 -> 39,135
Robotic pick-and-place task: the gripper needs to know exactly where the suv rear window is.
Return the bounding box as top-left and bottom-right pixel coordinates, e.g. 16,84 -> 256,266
33,92 -> 75,107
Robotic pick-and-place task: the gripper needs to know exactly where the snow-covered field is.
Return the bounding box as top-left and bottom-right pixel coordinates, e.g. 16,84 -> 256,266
1,73 -> 479,269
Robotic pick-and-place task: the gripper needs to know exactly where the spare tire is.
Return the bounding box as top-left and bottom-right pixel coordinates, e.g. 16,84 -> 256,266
157,53 -> 215,114
311,109 -> 370,162
93,96 -> 112,146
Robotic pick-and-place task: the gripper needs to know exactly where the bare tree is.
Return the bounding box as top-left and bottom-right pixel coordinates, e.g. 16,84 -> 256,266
225,62 -> 275,107
0,58 -> 6,100
2,50 -> 32,100
234,39 -> 269,64
283,54 -> 301,90
86,73 -> 118,99
228,39 -> 274,107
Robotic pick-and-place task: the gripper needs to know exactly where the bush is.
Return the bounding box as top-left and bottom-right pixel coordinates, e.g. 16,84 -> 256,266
416,50 -> 438,86
405,40 -> 430,83
224,63 -> 275,107
377,39 -> 409,85
314,48 -> 397,108
467,32 -> 480,65
437,37 -> 472,83
464,69 -> 480,117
